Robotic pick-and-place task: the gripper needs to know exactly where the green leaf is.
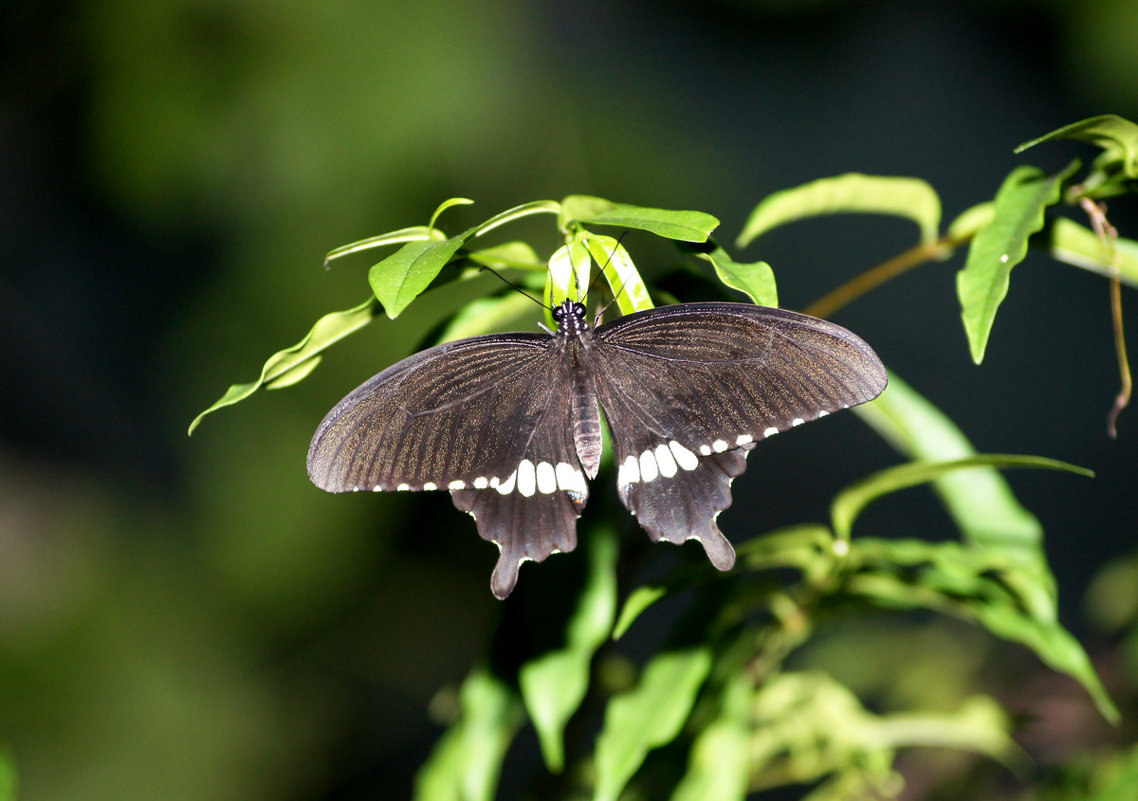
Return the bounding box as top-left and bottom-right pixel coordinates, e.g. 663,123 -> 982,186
593,647 -> 713,801
188,297 -> 381,434
323,225 -> 434,266
613,584 -> 668,640
946,202 -> 995,242
428,197 -> 475,231
519,527 -> 618,772
830,454 -> 1092,543
956,161 -> 1079,363
583,232 -> 654,315
1046,217 -> 1138,289
435,292 -> 539,344
562,195 -> 720,242
691,245 -> 779,306
463,240 -> 542,272
1016,113 -> 1138,186
547,239 -> 592,306
845,538 -> 1119,723
670,674 -> 752,801
413,666 -> 525,801
737,174 -> 941,248
369,234 -> 473,319
854,374 -> 1045,556
471,199 -> 562,237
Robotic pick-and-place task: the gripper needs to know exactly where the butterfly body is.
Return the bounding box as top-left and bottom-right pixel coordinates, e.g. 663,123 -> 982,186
308,299 -> 887,598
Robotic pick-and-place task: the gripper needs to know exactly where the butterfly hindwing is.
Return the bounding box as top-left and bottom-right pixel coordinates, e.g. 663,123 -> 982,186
591,302 -> 888,568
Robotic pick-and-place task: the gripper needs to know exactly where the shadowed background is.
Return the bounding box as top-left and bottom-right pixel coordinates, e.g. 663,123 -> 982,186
2,1 -> 1136,799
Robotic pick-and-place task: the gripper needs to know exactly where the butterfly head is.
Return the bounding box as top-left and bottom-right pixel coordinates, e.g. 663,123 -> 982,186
552,299 -> 590,336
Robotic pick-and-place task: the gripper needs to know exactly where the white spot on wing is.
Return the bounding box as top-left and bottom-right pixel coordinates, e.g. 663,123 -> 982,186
422,482 -> 437,491
556,462 -> 585,493
639,449 -> 660,482
654,443 -> 678,477
791,417 -> 805,427
712,439 -> 728,453
698,444 -> 712,456
473,476 -> 489,489
536,461 -> 557,494
517,459 -> 537,497
736,434 -> 754,446
496,471 -> 516,495
669,440 -> 699,471
448,479 -> 466,490
619,455 -> 641,486
396,483 -> 410,491
818,410 -> 829,418
763,426 -> 779,438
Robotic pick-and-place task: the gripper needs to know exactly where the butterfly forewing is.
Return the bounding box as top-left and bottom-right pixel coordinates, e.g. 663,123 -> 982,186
307,330 -> 593,599
591,303 -> 888,569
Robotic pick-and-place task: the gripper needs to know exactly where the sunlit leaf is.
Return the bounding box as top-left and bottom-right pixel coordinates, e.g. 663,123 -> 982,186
613,585 -> 668,640
946,202 -> 995,242
737,174 -> 941,248
435,292 -> 540,344
830,454 -> 1092,543
563,195 -> 720,242
670,674 -> 752,801
584,232 -> 653,315
519,527 -> 618,772
369,234 -> 473,319
548,239 -> 592,306
854,375 -> 1045,556
323,226 -> 434,266
956,161 -> 1079,363
691,245 -> 778,306
188,297 -> 381,434
428,197 -> 475,231
593,647 -> 712,801
463,240 -> 542,272
413,666 -> 524,801
471,199 -> 562,237
1016,114 -> 1138,189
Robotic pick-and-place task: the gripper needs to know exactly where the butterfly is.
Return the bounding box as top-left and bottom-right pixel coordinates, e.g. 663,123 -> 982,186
307,298 -> 887,598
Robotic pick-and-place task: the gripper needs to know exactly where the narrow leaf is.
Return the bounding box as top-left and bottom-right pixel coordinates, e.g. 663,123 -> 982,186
956,161 -> 1079,363
563,195 -> 720,242
946,202 -> 995,242
1016,114 -> 1138,180
584,233 -> 654,315
737,174 -> 941,248
370,234 -> 471,319
188,297 -> 381,434
1046,217 -> 1138,288
831,454 -> 1092,543
323,226 -> 433,266
471,199 -> 562,238
593,647 -> 713,801
613,585 -> 668,640
0,749 -> 15,801
429,197 -> 475,232
854,374 -> 1045,556
519,527 -> 618,772
413,666 -> 525,801
548,239 -> 592,306
692,245 -> 778,307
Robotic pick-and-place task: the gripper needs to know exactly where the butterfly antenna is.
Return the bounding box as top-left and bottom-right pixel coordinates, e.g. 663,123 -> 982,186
478,265 -> 550,310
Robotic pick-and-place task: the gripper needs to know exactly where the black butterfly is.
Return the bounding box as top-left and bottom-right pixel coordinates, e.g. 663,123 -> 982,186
308,299 -> 887,598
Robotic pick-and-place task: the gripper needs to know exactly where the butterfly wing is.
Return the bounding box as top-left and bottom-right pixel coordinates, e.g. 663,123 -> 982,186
307,333 -> 591,598
591,302 -> 887,569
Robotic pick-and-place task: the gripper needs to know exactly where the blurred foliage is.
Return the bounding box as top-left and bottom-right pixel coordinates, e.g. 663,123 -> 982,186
4,1 -> 1138,800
